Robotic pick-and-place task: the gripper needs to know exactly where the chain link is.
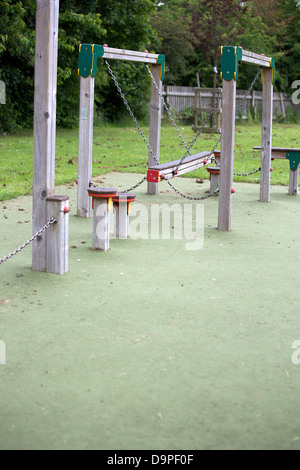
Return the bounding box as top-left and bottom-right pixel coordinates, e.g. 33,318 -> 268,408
166,178 -> 219,200
235,68 -> 261,117
146,64 -> 223,173
105,60 -> 159,165
0,217 -> 57,265
233,167 -> 261,176
146,65 -> 192,156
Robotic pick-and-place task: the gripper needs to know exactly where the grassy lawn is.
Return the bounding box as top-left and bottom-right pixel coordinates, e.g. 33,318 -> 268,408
0,121 -> 299,201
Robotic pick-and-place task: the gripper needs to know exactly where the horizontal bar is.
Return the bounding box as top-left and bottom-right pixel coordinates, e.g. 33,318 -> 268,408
101,46 -> 159,64
240,49 -> 272,68
254,146 -> 300,159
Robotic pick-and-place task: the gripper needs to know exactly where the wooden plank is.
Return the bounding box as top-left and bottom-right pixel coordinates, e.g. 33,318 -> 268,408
102,52 -> 158,64
149,152 -> 210,172
254,146 -> 300,159
148,64 -> 162,195
102,47 -> 158,63
260,68 -> 273,202
77,75 -> 94,217
147,152 -> 214,181
218,79 -> 236,232
32,0 -> 59,272
241,49 -> 272,68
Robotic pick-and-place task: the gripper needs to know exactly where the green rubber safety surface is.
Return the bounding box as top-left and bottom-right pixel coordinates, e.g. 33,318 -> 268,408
0,173 -> 299,450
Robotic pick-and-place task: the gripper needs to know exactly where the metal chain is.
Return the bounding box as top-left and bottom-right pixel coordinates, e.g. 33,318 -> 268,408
146,64 -> 223,173
231,69 -> 262,177
233,167 -> 261,176
235,68 -> 261,117
122,175 -> 148,193
146,64 -> 192,156
105,60 -> 159,165
166,178 -> 219,200
161,69 -> 261,200
0,217 -> 57,265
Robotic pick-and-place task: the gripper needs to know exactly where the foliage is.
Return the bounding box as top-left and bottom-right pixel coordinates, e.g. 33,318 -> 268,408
0,0 -> 158,132
0,0 -> 300,131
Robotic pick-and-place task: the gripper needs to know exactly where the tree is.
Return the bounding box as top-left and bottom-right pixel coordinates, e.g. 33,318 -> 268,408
0,0 -> 159,132
182,0 -> 247,88
150,1 -> 193,84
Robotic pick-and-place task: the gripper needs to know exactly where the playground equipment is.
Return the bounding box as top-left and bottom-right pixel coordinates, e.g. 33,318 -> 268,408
77,44 -> 277,233
113,193 -> 136,239
87,187 -> 117,251
218,46 -> 275,231
77,44 -> 165,218
253,147 -> 300,195
32,0 -> 69,274
87,187 -> 136,250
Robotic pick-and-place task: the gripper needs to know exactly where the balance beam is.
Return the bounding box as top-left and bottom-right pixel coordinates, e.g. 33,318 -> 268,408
147,151 -> 214,183
254,147 -> 300,195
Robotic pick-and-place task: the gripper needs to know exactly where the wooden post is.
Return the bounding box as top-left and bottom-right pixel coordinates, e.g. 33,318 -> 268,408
289,169 -> 299,195
218,79 -> 236,232
113,193 -> 136,238
77,75 -> 94,217
87,188 -> 117,251
148,64 -> 162,195
260,68 -> 273,202
92,199 -> 112,251
32,0 -> 59,272
46,196 -> 69,275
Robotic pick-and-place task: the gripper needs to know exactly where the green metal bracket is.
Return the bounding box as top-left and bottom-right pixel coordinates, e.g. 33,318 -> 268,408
157,54 -> 165,81
78,43 -> 93,78
286,151 -> 300,171
220,46 -> 243,81
78,44 -> 165,81
78,44 -> 104,78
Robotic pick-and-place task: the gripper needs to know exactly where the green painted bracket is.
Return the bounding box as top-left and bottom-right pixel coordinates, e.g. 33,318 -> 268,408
78,43 -> 93,77
78,44 -> 165,81
286,151 -> 300,171
220,46 -> 243,81
78,44 -> 104,78
157,54 -> 165,81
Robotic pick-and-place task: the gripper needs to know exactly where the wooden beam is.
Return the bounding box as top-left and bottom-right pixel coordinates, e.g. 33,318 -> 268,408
260,68 -> 273,202
148,64 -> 162,195
32,0 -> 59,271
101,47 -> 159,64
77,75 -> 94,217
254,147 -> 300,158
218,79 -> 236,232
147,151 -> 213,181
241,50 -> 273,68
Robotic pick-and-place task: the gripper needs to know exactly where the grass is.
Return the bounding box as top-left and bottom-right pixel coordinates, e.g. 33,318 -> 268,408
0,121 -> 299,201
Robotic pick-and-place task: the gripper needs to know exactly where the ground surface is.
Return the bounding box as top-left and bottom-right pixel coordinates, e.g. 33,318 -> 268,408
0,173 -> 299,450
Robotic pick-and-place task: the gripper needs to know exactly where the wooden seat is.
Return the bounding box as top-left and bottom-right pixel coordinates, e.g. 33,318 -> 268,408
253,147 -> 299,195
147,151 -> 214,183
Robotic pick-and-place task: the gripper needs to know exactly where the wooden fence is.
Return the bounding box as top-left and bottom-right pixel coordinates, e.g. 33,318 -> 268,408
162,85 -> 300,122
